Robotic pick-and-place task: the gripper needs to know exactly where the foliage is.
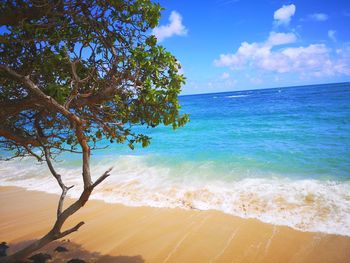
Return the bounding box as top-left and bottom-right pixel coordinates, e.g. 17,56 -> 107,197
0,1 -> 188,261
0,0 -> 188,160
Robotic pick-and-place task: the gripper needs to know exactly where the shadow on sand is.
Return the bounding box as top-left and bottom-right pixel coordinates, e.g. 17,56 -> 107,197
5,239 -> 144,263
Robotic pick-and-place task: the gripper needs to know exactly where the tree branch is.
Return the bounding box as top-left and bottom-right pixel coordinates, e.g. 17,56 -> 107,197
35,119 -> 74,218
92,167 -> 113,188
0,6 -> 47,26
23,144 -> 43,162
0,128 -> 41,147
0,64 -> 92,188
43,145 -> 74,218
0,65 -> 82,126
0,96 -> 42,122
57,221 -> 85,239
1,167 -> 113,263
64,59 -> 81,109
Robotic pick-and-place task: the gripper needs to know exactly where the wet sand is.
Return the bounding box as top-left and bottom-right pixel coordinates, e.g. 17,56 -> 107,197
0,186 -> 349,262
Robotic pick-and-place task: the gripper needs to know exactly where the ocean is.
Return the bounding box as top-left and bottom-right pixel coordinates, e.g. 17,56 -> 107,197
1,82 -> 350,236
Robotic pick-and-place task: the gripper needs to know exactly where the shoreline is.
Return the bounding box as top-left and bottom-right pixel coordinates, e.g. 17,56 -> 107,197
1,186 -> 349,262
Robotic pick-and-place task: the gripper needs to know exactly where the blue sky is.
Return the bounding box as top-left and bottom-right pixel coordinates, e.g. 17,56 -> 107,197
153,0 -> 350,94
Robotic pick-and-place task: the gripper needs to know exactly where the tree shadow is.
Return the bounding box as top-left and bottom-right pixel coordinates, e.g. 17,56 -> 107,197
5,239 -> 144,263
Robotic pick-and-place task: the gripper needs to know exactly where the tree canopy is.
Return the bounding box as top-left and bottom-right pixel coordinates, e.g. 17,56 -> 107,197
0,1 -> 188,261
0,0 -> 188,159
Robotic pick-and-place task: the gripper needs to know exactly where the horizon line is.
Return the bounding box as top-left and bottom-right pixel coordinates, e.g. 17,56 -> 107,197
180,81 -> 350,97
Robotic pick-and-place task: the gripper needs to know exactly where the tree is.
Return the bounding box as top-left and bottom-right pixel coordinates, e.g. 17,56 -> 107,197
0,1 -> 188,262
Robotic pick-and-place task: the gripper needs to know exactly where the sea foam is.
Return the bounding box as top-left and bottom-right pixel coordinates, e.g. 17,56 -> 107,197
1,155 -> 349,237
225,95 -> 249,98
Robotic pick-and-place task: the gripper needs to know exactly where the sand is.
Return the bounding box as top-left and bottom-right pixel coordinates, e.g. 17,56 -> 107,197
0,186 -> 349,263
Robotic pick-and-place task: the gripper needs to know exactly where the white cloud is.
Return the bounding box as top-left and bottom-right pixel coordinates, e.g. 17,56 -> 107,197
274,4 -> 296,25
214,32 -> 350,76
328,30 -> 336,42
213,4 -> 350,81
309,13 -> 328,21
152,11 -> 187,42
219,72 -> 230,79
214,32 -> 297,69
266,32 -> 297,46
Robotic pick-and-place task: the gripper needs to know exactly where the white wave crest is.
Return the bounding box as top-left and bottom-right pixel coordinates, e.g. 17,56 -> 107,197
225,95 -> 249,98
1,156 -> 349,236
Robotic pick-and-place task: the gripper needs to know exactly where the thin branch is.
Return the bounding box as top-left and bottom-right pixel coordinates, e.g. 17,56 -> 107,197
0,128 -> 41,147
23,144 -> 43,161
57,221 -> 85,239
0,65 -> 82,126
43,146 -> 71,217
64,59 -> 81,109
0,64 -> 92,188
35,119 -> 73,218
92,167 -> 113,188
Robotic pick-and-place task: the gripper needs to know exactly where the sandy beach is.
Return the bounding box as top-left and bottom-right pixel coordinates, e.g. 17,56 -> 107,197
1,1 -> 350,263
0,186 -> 349,263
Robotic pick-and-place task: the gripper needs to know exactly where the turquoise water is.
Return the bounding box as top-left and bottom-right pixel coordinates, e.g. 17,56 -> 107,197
100,82 -> 350,181
1,82 -> 350,235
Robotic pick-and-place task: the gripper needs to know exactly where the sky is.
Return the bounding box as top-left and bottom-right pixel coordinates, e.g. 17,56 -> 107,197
153,0 -> 350,94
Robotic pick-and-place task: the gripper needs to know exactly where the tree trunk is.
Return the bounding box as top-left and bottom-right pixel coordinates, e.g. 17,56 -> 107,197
0,168 -> 111,263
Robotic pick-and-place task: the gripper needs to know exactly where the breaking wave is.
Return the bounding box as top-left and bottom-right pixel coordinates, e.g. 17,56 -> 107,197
1,155 -> 349,237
